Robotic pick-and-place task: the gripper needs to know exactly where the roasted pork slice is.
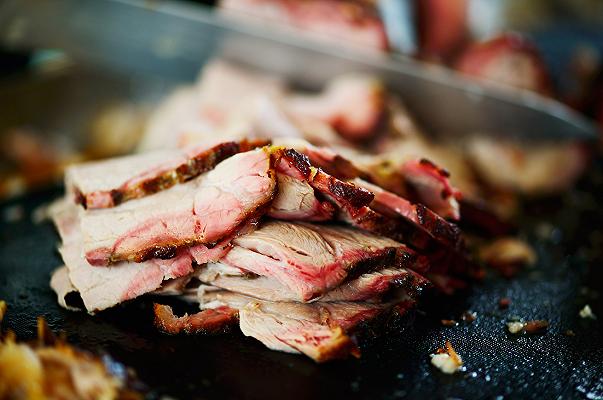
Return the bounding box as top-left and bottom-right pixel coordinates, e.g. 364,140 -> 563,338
50,201 -> 197,313
197,262 -> 430,302
466,137 -> 588,196
353,178 -> 462,250
195,289 -> 413,362
81,149 -> 277,265
219,220 -> 425,302
67,139 -> 267,209
400,159 -> 461,221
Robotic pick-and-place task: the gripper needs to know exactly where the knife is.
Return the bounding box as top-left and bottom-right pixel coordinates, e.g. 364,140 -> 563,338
0,0 -> 597,141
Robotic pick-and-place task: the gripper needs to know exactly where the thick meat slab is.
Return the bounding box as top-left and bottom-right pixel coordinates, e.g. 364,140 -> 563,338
220,220 -> 425,301
67,139 -> 266,209
81,149 -> 277,265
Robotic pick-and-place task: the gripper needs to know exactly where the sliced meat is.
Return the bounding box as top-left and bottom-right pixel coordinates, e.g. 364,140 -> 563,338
273,148 -> 461,264
137,60 -> 285,151
275,147 -> 465,259
81,149 -> 277,265
198,262 -> 430,303
51,201 -> 196,313
199,290 -> 406,362
400,159 -> 461,221
197,263 -> 301,302
277,139 -> 462,220
320,267 -> 430,302
353,178 -> 462,250
273,138 -> 365,179
151,274 -> 197,297
67,139 -> 267,209
153,303 -> 238,334
221,220 -> 425,302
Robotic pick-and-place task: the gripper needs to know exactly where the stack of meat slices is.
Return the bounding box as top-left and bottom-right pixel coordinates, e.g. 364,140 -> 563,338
50,138 -> 472,362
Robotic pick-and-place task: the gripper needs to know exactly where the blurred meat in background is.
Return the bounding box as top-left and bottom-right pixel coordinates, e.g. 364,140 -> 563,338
0,0 -> 601,224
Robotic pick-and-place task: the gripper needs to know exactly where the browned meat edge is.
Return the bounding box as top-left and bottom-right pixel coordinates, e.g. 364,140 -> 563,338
78,139 -> 270,209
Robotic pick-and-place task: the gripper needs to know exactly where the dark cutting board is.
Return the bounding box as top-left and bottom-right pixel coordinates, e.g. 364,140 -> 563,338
1,161 -> 602,400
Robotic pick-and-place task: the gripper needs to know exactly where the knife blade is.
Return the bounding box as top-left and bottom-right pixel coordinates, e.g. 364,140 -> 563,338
0,0 -> 596,141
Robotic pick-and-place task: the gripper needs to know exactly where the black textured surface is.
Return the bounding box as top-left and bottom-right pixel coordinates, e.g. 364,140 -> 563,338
1,163 -> 602,400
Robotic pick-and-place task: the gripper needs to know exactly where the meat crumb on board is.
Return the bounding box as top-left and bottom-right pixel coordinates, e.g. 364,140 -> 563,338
430,341 -> 463,374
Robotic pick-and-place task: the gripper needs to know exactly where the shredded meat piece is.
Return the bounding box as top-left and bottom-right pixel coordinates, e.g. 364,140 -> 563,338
153,303 -> 239,335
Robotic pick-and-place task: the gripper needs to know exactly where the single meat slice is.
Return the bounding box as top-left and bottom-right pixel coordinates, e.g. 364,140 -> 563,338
198,290 -> 410,362
400,159 -> 461,221
221,220 -> 425,301
67,139 -> 267,209
353,178 -> 462,250
198,262 -> 430,303
81,149 -> 277,265
51,201 -> 196,313
153,303 -> 238,334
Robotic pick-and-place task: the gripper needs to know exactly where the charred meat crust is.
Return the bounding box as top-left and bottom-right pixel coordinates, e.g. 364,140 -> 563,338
280,148 -> 312,178
279,148 -> 375,210
414,204 -> 462,249
153,303 -> 239,335
310,170 -> 375,211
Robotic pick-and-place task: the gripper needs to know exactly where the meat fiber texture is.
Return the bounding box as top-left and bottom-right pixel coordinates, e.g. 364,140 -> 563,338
219,220 -> 426,301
